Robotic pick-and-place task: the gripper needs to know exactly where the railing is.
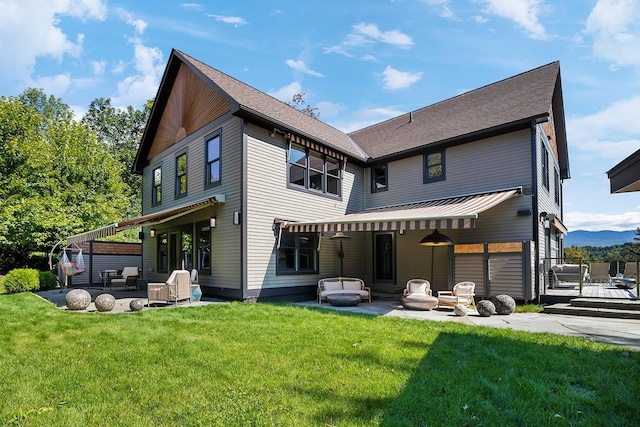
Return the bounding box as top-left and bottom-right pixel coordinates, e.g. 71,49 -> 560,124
542,257 -> 639,296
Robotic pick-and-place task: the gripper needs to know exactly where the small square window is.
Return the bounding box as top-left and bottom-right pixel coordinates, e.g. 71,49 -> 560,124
424,150 -> 445,183
371,164 -> 388,192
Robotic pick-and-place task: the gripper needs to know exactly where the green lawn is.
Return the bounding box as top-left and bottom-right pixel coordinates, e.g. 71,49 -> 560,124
1,292 -> 638,426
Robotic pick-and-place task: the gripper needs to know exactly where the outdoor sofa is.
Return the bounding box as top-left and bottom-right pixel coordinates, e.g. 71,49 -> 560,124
317,277 -> 371,304
551,264 -> 590,287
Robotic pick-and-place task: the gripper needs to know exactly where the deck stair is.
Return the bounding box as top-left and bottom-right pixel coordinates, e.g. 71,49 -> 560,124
544,298 -> 640,320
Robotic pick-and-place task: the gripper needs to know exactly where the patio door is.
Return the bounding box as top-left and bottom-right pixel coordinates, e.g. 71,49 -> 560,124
374,232 -> 395,283
169,227 -> 193,271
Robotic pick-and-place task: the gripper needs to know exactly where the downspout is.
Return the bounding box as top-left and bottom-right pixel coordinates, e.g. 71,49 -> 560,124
531,120 -> 541,303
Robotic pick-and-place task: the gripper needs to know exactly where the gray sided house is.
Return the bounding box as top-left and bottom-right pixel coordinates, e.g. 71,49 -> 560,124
69,49 -> 570,302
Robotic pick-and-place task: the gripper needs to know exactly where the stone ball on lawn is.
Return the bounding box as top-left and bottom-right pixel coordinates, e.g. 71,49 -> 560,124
477,300 -> 496,317
453,304 -> 468,317
493,294 -> 516,315
129,299 -> 144,312
65,289 -> 91,311
95,293 -> 116,312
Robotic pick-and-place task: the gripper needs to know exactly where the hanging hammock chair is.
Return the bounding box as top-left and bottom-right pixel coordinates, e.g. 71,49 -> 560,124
59,246 -> 86,276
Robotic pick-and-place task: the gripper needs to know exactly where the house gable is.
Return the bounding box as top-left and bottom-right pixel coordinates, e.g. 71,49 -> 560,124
148,62 -> 232,159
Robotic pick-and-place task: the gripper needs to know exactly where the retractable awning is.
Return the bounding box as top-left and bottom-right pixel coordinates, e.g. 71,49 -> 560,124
280,188 -> 521,233
66,194 -> 225,244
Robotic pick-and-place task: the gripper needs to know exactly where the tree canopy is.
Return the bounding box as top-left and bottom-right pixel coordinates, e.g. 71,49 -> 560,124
0,89 -> 134,272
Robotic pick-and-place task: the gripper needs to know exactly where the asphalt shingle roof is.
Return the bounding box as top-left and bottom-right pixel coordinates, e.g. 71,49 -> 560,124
348,62 -> 560,159
176,50 -> 367,161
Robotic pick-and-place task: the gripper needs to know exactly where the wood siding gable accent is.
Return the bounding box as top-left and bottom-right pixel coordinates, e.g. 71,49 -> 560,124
147,63 -> 231,160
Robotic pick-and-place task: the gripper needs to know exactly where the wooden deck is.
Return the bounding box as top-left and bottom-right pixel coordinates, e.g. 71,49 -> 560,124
544,282 -> 637,300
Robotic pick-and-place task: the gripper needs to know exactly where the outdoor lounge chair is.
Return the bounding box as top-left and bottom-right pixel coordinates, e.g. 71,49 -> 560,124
623,262 -> 637,280
589,263 -> 611,285
147,270 -> 192,306
109,267 -> 139,290
437,281 -> 476,309
401,279 -> 438,310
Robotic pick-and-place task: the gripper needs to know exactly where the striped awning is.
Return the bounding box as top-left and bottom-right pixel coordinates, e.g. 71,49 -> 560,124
281,188 -> 521,233
66,194 -> 225,244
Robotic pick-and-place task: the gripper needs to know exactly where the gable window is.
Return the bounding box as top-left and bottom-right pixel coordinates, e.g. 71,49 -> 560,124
541,143 -> 549,190
424,150 -> 445,183
175,153 -> 187,197
206,133 -> 221,187
152,167 -> 162,206
371,164 -> 388,192
554,167 -> 560,205
287,142 -> 341,197
277,230 -> 319,274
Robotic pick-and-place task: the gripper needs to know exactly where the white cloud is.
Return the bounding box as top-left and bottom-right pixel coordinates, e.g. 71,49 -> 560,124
361,54 -> 380,63
30,73 -> 72,96
585,0 -> 640,67
180,3 -> 204,11
382,66 -> 423,90
479,0 -> 548,40
91,60 -> 107,75
331,106 -> 405,133
207,14 -> 247,27
353,23 -> 414,47
325,22 -> 413,58
285,59 -> 324,77
473,15 -> 489,24
268,81 -> 302,103
117,8 -> 148,35
0,0 -> 107,88
567,96 -> 640,161
564,211 -> 640,232
111,39 -> 164,108
316,101 -> 345,119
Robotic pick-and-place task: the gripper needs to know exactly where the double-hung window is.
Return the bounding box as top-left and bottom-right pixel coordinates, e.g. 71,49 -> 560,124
424,150 -> 445,183
371,164 -> 388,192
175,153 -> 187,197
541,142 -> 549,190
152,167 -> 162,206
288,142 -> 341,197
206,133 -> 221,187
277,230 -> 319,274
554,167 -> 560,205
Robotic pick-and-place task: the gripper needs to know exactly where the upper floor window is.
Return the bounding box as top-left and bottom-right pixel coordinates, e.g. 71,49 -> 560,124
424,150 -> 445,183
175,153 -> 187,197
554,167 -> 560,205
288,142 -> 341,197
371,164 -> 388,192
277,230 -> 319,275
541,142 -> 549,190
152,167 -> 162,206
206,133 -> 221,187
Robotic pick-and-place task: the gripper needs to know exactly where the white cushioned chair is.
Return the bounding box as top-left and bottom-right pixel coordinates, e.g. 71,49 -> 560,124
109,266 -> 139,290
437,281 -> 476,309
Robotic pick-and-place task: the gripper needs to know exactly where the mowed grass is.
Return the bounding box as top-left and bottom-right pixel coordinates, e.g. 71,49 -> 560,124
1,292 -> 638,426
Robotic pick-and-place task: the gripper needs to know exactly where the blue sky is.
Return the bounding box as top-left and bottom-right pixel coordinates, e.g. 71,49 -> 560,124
1,0 -> 639,232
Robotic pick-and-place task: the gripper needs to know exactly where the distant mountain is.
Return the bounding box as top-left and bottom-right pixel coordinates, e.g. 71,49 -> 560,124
565,230 -> 637,247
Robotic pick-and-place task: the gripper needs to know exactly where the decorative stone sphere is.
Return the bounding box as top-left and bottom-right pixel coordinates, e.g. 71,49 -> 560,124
95,293 -> 116,312
493,294 -> 516,315
129,299 -> 144,312
453,304 -> 468,317
477,300 -> 496,317
65,289 -> 91,311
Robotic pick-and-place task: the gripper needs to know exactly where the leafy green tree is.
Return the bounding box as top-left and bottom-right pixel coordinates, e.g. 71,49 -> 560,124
0,89 -> 129,272
81,98 -> 152,218
564,245 -> 589,262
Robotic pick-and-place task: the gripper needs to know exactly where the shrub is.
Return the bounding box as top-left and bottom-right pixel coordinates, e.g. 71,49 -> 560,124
4,269 -> 40,294
39,270 -> 59,290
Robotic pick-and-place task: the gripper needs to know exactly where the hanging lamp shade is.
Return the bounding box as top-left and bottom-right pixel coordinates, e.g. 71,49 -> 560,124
419,229 -> 454,246
331,231 -> 351,240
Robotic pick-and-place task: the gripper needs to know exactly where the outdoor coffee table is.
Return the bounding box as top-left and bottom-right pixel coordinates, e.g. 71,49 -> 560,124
326,294 -> 362,306
400,295 -> 438,311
